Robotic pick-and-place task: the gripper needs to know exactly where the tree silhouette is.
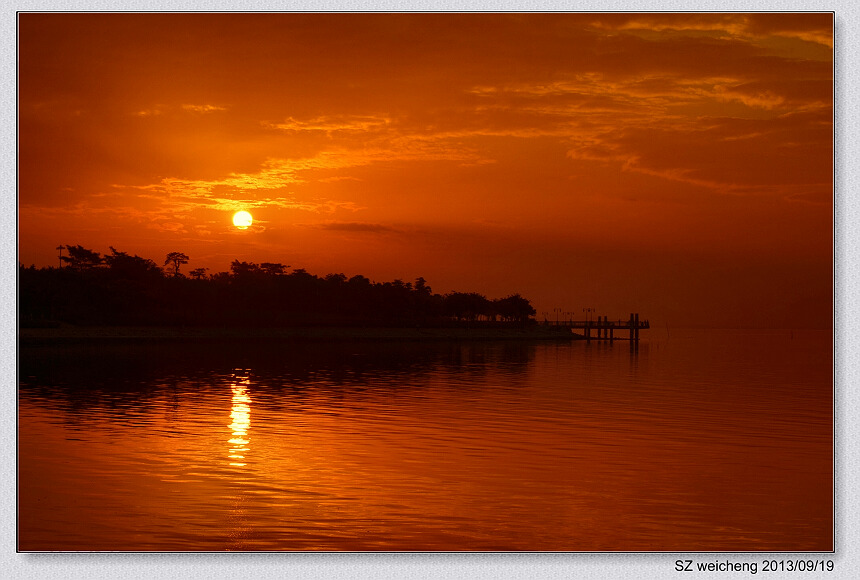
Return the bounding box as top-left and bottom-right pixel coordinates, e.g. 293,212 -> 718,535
164,252 -> 190,277
260,262 -> 288,276
494,294 -> 536,323
230,260 -> 262,278
21,246 -> 538,329
443,292 -> 492,321
60,245 -> 103,271
104,247 -> 161,280
414,277 -> 431,296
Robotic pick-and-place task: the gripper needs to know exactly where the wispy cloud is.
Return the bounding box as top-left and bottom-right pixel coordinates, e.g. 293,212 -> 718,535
266,115 -> 390,134
106,133 -> 490,220
588,13 -> 833,48
181,103 -> 228,113
134,103 -> 228,116
314,221 -> 398,233
133,106 -> 166,117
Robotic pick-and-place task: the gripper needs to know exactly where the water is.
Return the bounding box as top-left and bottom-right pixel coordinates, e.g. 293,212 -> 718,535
18,329 -> 832,551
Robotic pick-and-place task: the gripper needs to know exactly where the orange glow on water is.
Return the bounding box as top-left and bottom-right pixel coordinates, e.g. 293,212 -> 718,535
17,335 -> 832,551
228,373 -> 252,467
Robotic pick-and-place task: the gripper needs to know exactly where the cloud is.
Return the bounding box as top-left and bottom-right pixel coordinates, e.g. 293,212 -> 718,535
318,176 -> 363,183
266,115 -> 390,133
743,13 -> 833,48
133,103 -> 227,117
152,221 -> 187,233
314,221 -> 398,233
133,107 -> 164,117
713,80 -> 831,111
565,108 -> 832,197
181,103 -> 228,113
588,13 -> 833,48
104,133 -> 491,221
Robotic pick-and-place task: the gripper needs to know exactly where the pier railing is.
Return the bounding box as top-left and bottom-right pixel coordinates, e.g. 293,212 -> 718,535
542,313 -> 649,341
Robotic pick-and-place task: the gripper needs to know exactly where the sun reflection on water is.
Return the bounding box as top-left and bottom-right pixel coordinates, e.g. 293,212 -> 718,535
228,371 -> 252,467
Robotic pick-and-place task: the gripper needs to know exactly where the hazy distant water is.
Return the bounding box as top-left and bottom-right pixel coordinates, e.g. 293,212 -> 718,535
18,329 -> 832,551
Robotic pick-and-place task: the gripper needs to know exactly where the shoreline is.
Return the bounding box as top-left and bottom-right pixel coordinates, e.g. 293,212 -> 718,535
19,325 -> 579,344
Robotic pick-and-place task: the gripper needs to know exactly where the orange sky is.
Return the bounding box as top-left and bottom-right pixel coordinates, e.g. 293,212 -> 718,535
18,13 -> 833,328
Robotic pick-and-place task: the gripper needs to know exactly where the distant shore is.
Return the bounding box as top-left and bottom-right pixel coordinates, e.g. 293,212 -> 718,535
19,324 -> 579,344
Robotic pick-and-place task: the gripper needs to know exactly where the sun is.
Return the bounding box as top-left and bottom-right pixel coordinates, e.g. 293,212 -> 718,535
233,211 -> 253,229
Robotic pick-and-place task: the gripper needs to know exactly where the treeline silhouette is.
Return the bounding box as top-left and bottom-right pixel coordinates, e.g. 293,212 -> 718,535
20,245 -> 537,328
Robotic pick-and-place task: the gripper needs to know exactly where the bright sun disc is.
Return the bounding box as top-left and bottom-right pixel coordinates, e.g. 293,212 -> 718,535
233,211 -> 253,228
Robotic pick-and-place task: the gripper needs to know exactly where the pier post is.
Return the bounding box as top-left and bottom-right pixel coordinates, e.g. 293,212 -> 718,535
635,313 -> 640,342
629,313 -> 635,341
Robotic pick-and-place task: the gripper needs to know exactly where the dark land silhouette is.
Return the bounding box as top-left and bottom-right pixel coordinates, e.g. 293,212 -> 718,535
20,245 -> 538,330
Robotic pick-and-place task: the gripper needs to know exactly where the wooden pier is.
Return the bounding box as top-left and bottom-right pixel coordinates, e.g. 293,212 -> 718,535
544,313 -> 649,342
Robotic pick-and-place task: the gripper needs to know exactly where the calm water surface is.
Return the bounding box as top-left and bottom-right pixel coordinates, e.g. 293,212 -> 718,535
18,329 -> 832,551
